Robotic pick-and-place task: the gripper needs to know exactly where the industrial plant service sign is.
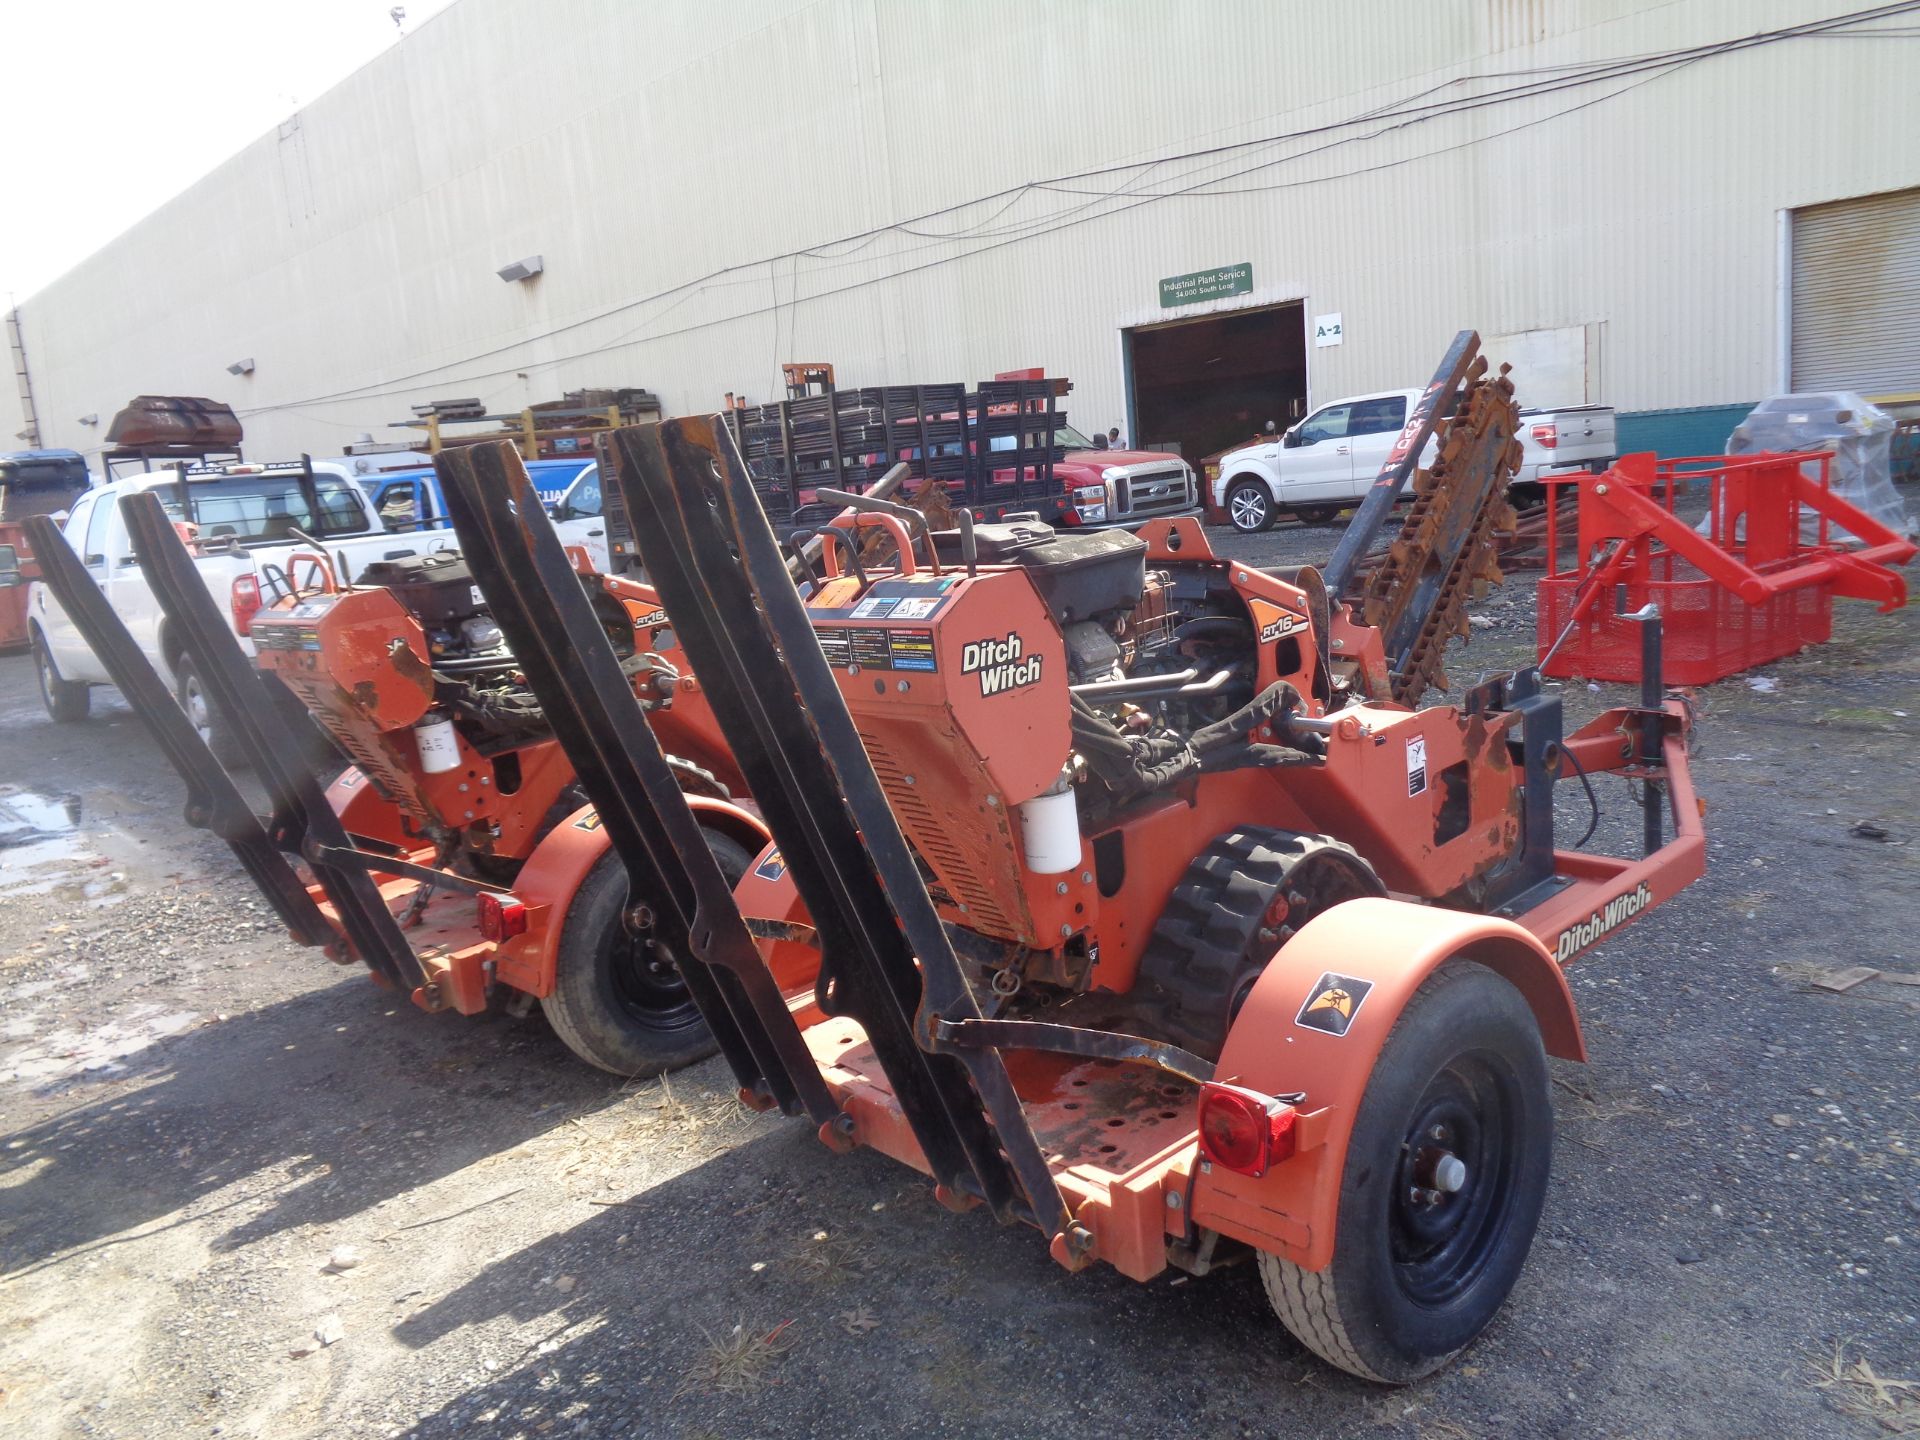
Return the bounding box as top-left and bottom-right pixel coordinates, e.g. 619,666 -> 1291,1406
1159,262 -> 1253,308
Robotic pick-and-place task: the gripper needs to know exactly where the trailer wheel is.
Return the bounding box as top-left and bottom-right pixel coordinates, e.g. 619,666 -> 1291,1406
1259,960 -> 1552,1383
173,653 -> 244,766
32,631 -> 90,723
542,830 -> 751,1076
1133,828 -> 1382,1057
1226,480 -> 1275,533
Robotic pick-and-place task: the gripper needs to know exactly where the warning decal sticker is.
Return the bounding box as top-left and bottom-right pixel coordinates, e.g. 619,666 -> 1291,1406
1406,735 -> 1428,797
1295,971 -> 1375,1038
812,625 -> 937,673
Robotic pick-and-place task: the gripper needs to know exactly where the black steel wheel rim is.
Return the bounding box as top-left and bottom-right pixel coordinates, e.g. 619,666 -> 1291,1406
1388,1051 -> 1521,1306
608,927 -> 704,1034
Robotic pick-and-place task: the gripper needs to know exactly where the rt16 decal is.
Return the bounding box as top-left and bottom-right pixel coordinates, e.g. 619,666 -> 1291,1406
961,633 -> 1042,697
1554,882 -> 1653,961
1295,971 -> 1374,1037
1259,612 -> 1307,644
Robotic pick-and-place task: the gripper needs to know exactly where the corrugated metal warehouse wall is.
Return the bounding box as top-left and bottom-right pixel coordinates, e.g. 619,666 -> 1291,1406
5,0 -> 1918,465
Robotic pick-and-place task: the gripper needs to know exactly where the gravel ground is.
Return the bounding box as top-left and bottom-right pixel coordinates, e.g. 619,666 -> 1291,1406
0,509 -> 1916,1439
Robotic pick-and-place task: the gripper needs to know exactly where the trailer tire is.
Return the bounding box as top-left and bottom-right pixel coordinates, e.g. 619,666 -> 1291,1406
172,653 -> 247,767
542,830 -> 751,1077
32,631 -> 90,723
1226,480 -> 1276,533
1259,960 -> 1552,1383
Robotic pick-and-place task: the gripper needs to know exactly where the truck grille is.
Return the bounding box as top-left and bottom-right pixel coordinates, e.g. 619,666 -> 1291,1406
1122,467 -> 1190,515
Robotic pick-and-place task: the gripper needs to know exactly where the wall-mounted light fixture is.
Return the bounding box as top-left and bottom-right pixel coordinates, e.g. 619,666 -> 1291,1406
227,358 -> 256,376
496,255 -> 544,283
77,413 -> 100,426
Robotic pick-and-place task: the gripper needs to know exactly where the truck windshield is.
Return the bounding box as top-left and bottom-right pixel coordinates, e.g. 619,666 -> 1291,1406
988,425 -> 1093,454
158,474 -> 365,544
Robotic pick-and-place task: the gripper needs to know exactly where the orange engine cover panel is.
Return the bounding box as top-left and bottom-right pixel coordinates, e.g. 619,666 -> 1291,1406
811,565 -> 1072,943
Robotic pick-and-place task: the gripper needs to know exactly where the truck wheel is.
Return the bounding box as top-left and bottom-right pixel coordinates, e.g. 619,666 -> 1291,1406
542,830 -> 751,1076
32,631 -> 90,723
173,654 -> 245,767
1226,480 -> 1275,533
1259,960 -> 1553,1383
1133,828 -> 1382,1057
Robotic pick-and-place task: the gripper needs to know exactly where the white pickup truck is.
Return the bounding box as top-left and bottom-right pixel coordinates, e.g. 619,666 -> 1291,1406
26,461 -> 469,756
1211,387 -> 1616,533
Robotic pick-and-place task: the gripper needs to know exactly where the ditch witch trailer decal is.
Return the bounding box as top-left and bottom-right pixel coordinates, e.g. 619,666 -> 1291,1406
1553,882 -> 1654,962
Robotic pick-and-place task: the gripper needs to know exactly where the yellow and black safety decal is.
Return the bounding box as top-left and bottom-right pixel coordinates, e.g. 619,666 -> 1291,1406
1295,971 -> 1374,1037
573,811 -> 603,832
753,848 -> 788,882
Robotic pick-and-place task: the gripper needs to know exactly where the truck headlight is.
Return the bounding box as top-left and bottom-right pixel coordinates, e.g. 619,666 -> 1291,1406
1072,483 -> 1107,522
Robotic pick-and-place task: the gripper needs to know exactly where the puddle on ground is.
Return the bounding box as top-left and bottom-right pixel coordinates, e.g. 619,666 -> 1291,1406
0,1003 -> 202,1086
0,787 -> 118,901
0,791 -> 82,846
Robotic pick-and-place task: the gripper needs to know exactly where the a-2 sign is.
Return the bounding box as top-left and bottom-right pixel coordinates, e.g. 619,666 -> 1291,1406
1313,312 -> 1344,348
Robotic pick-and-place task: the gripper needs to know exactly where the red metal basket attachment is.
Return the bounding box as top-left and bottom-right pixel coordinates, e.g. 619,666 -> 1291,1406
1537,453 -> 1915,685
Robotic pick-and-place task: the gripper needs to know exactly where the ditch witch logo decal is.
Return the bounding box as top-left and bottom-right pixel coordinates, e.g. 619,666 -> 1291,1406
1554,882 -> 1654,961
961,633 -> 1043,697
1295,971 -> 1375,1037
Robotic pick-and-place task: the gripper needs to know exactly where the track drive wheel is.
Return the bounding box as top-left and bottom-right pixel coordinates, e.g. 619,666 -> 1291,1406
542,830 -> 751,1076
1260,960 -> 1553,1382
1132,828 -> 1383,1057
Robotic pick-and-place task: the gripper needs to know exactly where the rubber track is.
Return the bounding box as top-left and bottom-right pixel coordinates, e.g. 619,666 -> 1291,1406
1132,828 -> 1376,1057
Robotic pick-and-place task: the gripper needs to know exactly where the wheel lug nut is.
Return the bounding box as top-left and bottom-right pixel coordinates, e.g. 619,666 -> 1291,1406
1428,1125 -> 1446,1141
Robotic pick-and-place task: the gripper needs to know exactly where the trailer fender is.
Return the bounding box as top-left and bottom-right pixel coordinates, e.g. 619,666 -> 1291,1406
325,768 -> 412,852
496,797 -> 770,998
731,843 -> 828,994
1190,897 -> 1581,1272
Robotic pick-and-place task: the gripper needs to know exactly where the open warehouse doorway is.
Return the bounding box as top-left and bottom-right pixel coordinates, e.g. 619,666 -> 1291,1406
1124,301 -> 1308,463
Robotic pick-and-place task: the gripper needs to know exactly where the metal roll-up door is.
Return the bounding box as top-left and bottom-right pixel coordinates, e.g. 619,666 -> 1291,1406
1791,187 -> 1920,393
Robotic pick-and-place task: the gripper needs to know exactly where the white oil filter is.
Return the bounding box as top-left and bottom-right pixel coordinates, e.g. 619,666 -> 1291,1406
1017,784 -> 1081,875
414,712 -> 461,774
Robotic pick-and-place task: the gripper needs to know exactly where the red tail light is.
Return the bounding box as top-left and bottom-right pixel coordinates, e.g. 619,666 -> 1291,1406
1197,1082 -> 1299,1178
230,574 -> 263,636
1530,423 -> 1558,449
477,892 -> 529,942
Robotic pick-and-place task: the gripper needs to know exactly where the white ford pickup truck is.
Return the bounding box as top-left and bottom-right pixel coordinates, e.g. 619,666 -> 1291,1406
1211,387 -> 1616,533
27,461 -> 467,756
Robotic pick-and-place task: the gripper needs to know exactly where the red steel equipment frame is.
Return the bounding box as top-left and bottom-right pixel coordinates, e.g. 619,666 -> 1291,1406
1538,452 -> 1915,684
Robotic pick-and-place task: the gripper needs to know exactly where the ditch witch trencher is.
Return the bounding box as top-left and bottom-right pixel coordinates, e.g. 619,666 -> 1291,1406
447,331 -> 1707,1382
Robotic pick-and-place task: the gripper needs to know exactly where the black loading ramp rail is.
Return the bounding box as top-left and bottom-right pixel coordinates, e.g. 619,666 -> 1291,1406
610,417 -> 1072,1240
26,502 -> 434,992
117,494 -> 430,994
431,443 -> 840,1124
23,513 -> 334,949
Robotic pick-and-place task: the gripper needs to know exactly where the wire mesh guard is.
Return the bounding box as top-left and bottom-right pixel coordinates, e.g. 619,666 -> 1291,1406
1540,550 -> 1833,685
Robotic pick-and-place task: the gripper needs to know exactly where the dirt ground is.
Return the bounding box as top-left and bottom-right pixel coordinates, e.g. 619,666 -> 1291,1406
1,515 -> 1917,1440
